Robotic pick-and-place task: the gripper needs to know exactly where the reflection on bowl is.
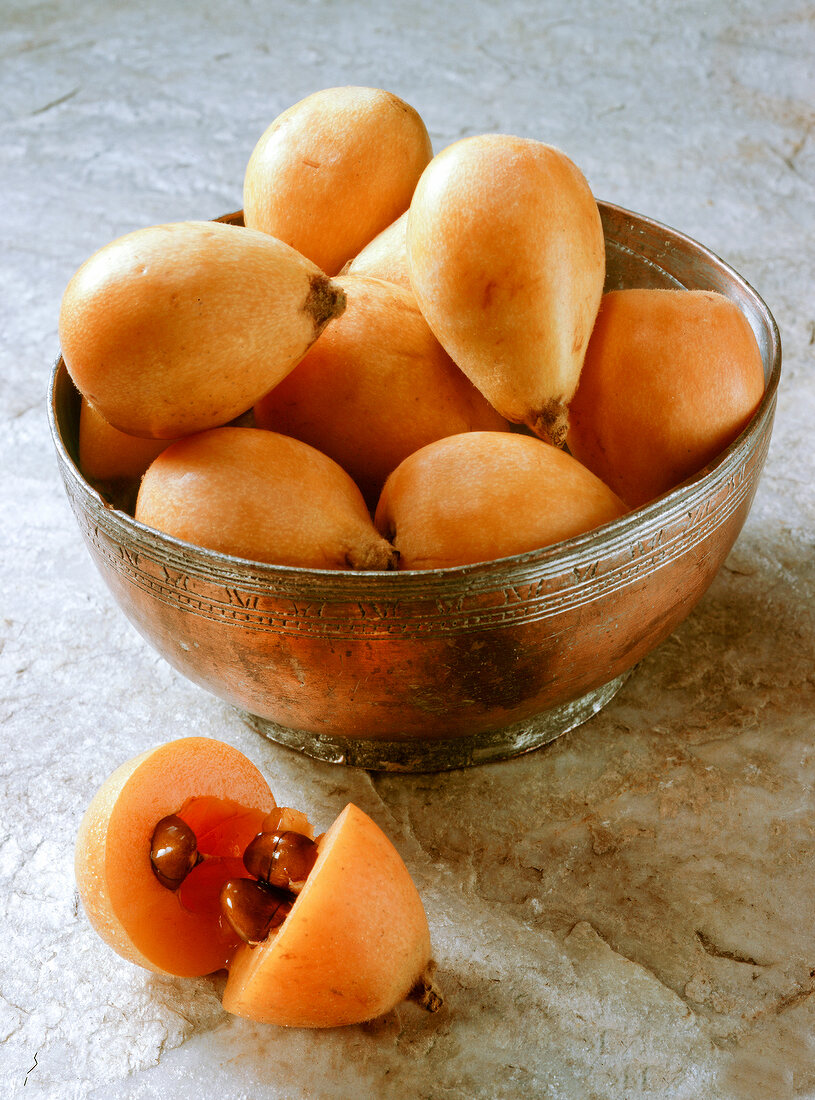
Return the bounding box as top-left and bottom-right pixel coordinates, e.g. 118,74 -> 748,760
49,202 -> 780,771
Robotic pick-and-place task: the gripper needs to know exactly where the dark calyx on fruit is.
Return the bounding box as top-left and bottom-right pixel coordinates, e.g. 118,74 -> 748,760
305,274 -> 346,334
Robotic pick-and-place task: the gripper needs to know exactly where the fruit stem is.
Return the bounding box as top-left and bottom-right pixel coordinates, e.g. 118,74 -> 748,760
407,961 -> 444,1013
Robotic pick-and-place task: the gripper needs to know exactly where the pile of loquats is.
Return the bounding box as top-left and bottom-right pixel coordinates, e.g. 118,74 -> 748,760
66,86 -> 766,1028
61,85 -> 765,572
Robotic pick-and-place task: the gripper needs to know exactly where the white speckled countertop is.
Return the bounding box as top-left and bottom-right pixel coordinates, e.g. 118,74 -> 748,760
2,2 -> 814,1097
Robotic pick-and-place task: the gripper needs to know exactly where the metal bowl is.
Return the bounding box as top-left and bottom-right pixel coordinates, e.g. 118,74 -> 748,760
49,202 -> 781,771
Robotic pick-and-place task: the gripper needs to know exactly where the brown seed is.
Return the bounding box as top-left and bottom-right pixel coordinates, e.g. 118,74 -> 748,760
150,814 -> 198,891
243,830 -> 318,889
220,878 -> 292,946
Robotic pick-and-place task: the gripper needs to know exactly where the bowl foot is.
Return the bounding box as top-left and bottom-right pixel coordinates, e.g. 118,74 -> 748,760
238,669 -> 633,772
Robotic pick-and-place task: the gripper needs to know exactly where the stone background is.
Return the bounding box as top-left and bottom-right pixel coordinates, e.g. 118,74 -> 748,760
1,1 -> 813,1097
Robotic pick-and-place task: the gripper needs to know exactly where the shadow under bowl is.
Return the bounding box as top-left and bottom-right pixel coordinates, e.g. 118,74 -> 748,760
49,201 -> 781,771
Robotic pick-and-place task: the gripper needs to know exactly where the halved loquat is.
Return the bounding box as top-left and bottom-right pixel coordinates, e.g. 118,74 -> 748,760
75,737 -> 441,1027
222,803 -> 437,1027
75,737 -> 274,977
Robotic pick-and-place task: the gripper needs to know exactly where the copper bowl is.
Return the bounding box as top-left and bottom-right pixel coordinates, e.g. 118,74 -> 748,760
48,202 -> 781,771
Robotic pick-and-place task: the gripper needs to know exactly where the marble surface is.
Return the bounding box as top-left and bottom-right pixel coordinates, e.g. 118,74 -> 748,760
2,1 -> 814,1097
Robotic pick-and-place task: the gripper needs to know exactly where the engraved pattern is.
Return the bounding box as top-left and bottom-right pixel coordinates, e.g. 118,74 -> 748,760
65,418 -> 772,640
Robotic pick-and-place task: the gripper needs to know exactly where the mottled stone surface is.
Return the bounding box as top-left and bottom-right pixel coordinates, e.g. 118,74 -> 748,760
1,1 -> 813,1097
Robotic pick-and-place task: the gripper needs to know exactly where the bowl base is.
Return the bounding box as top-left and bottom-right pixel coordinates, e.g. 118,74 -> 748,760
238,669 -> 633,772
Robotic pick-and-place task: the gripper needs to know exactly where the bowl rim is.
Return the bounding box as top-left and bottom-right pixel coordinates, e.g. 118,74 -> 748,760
48,199 -> 781,592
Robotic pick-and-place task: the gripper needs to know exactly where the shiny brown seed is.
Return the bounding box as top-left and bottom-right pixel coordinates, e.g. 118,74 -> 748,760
150,814 -> 199,891
243,830 -> 318,889
220,878 -> 292,946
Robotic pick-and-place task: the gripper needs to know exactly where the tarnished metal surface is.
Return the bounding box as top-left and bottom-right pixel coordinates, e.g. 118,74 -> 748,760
48,201 -> 781,770
239,670 -> 632,771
